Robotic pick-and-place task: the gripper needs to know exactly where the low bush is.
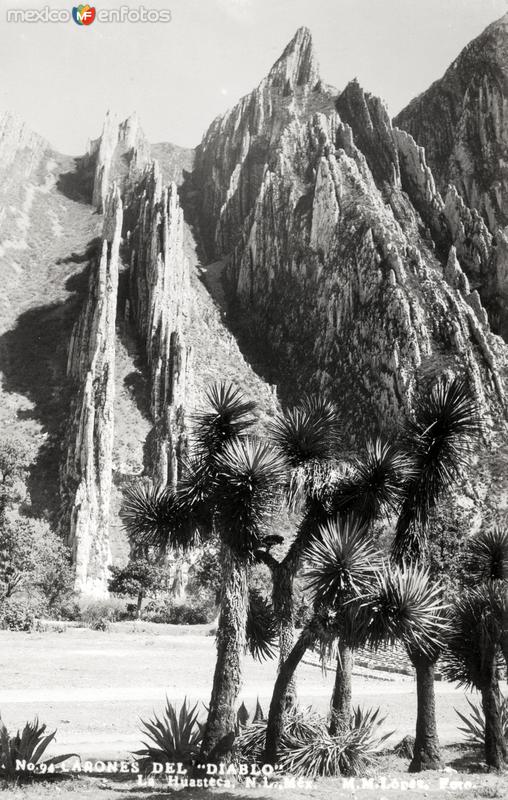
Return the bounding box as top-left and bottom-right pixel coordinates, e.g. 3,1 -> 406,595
78,598 -> 125,630
142,590 -> 216,625
0,596 -> 46,631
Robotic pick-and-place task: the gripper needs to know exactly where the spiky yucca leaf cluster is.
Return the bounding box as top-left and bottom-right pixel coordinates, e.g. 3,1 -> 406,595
364,563 -> 447,657
246,589 -> 278,662
467,526 -> 508,582
393,376 -> 481,562
270,396 -> 340,469
332,439 -> 414,525
121,482 -> 197,554
193,382 -> 256,458
212,438 -> 287,559
304,517 -> 378,608
441,584 -> 504,689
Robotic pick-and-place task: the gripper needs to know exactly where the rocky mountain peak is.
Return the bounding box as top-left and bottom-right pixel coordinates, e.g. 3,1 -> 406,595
266,26 -> 320,92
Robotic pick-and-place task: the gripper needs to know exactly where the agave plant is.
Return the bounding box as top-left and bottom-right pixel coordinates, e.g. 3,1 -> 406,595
134,697 -> 202,774
455,695 -> 508,747
0,717 -> 75,782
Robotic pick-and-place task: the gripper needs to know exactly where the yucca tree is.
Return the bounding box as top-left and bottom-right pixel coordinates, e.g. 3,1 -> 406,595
122,382 -> 288,760
258,395 -> 341,704
305,516 -> 380,737
201,436 -> 287,757
326,439 -> 414,733
264,540 -> 446,764
390,375 -> 481,772
441,525 -> 508,769
442,585 -> 507,769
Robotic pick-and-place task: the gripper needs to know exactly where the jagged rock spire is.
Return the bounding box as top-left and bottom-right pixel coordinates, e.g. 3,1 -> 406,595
267,26 -> 320,91
60,186 -> 123,597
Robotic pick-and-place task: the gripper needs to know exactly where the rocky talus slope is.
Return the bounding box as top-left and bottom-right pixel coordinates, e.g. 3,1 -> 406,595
193,28 -> 506,442
59,189 -> 123,596
395,13 -> 508,336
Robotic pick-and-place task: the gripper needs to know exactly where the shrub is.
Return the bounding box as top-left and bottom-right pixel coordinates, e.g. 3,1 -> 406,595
78,598 -> 125,630
455,695 -> 508,746
134,697 -> 202,774
238,705 -> 392,777
142,591 -> 216,625
0,513 -> 73,607
0,717 -> 75,782
108,558 -> 167,618
0,596 -> 46,631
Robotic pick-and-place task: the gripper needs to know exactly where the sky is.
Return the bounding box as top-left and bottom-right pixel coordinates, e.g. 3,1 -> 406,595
0,0 -> 507,155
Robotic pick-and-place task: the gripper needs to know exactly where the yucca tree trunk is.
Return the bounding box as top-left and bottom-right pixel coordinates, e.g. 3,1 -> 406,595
408,650 -> 442,772
480,656 -> 508,770
264,628 -> 313,764
201,546 -> 248,760
329,642 -> 353,737
272,563 -> 297,708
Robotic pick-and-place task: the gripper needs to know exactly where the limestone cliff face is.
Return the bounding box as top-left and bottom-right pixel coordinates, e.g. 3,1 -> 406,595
194,32 -> 507,439
86,111 -> 151,212
395,13 -> 508,230
60,188 -> 122,597
193,27 -> 335,257
394,14 -> 508,335
127,162 -> 192,486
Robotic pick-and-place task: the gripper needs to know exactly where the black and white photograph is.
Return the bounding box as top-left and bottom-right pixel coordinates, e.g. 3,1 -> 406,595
0,1 -> 507,797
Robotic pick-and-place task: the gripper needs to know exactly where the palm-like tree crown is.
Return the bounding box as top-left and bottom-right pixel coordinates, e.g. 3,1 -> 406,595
304,516 -> 379,608
120,482 -> 197,554
363,563 -> 448,657
467,526 -> 508,583
331,439 -> 414,525
212,437 -> 288,559
193,382 -> 257,458
392,375 -> 481,563
441,584 -> 504,689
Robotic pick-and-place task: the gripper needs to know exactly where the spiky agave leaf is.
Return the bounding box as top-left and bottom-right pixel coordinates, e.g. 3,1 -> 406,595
304,516 -> 380,608
362,562 -> 448,657
121,481 -> 198,554
441,585 -> 504,690
0,718 -> 77,782
392,375 -> 481,563
467,525 -> 508,582
212,437 -> 288,559
134,697 -> 202,774
192,382 -> 256,458
246,589 -> 278,662
332,439 -> 414,525
455,695 -> 508,746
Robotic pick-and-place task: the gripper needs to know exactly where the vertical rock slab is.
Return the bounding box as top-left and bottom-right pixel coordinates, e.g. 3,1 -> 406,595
60,188 -> 122,597
85,111 -> 151,212
128,163 -> 192,486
